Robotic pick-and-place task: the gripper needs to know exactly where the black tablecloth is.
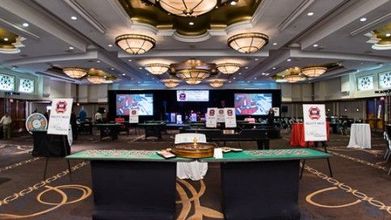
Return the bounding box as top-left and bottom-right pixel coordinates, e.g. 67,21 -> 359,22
32,131 -> 70,157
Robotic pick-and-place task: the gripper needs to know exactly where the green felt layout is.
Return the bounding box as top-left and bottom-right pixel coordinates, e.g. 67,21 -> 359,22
67,150 -> 190,162
67,148 -> 329,162
200,148 -> 330,162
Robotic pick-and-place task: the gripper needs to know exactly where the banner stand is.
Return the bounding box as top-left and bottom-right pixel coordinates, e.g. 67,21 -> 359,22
43,135 -> 72,181
299,104 -> 333,179
42,98 -> 74,181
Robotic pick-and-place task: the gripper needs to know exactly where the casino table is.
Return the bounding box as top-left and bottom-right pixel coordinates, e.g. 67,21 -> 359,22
32,131 -> 70,157
138,121 -> 166,139
67,150 -> 191,220
94,123 -> 121,140
67,148 -> 330,220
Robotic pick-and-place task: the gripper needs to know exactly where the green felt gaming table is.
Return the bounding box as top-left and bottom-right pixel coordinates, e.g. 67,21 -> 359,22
67,148 -> 330,220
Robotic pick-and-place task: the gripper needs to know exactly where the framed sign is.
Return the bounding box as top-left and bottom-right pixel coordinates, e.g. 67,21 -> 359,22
303,104 -> 327,141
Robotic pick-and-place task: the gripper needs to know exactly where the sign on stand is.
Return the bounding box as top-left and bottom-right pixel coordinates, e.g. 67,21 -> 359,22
303,104 -> 327,141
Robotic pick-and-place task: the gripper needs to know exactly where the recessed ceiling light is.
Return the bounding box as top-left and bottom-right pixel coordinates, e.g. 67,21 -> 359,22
128,59 -> 132,62
71,16 -> 78,20
233,77 -> 236,80
122,73 -> 126,76
111,67 -> 115,70
254,58 -> 259,61
189,22 -> 194,26
68,46 -> 74,50
254,77 -> 257,79
238,72 -> 242,75
96,60 -> 101,63
287,58 -> 292,62
272,67 -> 276,70
228,81 -> 232,83
108,44 -> 113,47
272,42 -> 277,46
307,12 -> 314,16
3,38 -> 8,41
386,33 -> 391,37
245,66 -> 249,69
360,17 -> 367,22
265,73 -> 270,76
22,22 -> 29,27
230,1 -> 237,6
139,67 -> 143,70
313,44 -> 319,47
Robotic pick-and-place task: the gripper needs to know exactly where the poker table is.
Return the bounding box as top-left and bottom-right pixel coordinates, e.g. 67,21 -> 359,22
138,121 -> 166,139
67,148 -> 330,220
94,123 -> 121,140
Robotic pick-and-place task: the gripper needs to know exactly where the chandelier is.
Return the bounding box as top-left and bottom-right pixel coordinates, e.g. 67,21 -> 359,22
115,34 -> 156,55
228,32 -> 269,54
156,0 -> 217,17
284,67 -> 306,83
301,66 -> 327,77
170,59 -> 217,85
161,79 -> 181,88
87,75 -> 105,84
145,63 -> 169,75
63,67 -> 87,79
208,79 -> 226,88
217,63 -> 240,74
0,28 -> 25,54
87,68 -> 115,84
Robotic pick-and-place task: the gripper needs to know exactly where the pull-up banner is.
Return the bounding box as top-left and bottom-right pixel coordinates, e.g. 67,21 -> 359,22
206,108 -> 218,128
47,98 -> 73,135
303,104 -> 327,141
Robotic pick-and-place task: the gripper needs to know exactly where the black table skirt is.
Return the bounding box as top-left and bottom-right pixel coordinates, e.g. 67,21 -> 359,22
32,131 -> 70,157
91,161 -> 176,220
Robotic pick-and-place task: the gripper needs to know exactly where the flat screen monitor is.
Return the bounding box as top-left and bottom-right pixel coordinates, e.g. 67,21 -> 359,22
177,90 -> 209,102
116,94 -> 153,116
234,93 -> 272,115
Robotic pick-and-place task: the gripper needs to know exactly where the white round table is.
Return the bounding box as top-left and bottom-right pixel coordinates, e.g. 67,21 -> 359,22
347,123 -> 371,149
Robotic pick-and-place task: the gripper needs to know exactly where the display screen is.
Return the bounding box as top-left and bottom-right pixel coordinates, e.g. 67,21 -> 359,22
177,90 -> 209,102
116,94 -> 153,116
234,93 -> 272,115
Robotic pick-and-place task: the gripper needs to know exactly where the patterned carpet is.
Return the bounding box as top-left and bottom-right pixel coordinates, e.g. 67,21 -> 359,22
0,129 -> 391,219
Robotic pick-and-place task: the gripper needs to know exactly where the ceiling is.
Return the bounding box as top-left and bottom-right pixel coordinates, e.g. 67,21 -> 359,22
0,0 -> 391,88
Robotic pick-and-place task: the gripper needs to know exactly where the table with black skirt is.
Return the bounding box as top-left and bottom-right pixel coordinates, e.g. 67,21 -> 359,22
67,148 -> 330,220
32,130 -> 70,157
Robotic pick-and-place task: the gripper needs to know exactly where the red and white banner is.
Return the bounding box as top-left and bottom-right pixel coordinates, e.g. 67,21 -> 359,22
206,108 -> 218,128
129,109 -> 139,123
47,98 -> 73,135
303,104 -> 327,141
224,108 -> 237,128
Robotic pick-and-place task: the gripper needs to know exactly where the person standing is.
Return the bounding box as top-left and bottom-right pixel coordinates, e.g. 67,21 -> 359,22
95,110 -> 103,123
267,108 -> 275,127
0,112 -> 12,139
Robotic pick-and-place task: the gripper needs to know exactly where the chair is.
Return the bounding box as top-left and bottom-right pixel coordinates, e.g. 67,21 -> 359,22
175,133 -> 208,181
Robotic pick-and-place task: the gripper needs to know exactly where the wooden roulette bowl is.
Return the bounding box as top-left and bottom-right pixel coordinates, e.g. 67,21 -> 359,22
172,142 -> 215,158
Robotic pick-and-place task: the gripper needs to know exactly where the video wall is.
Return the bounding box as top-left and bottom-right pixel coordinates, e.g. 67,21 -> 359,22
116,94 -> 153,116
108,89 -> 281,121
234,93 -> 272,115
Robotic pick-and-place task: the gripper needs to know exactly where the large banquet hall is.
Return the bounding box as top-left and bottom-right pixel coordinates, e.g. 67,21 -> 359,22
1,0 -> 391,219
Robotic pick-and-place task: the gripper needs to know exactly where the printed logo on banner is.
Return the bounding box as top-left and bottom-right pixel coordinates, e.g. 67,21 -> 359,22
55,101 -> 67,113
308,106 -> 321,120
